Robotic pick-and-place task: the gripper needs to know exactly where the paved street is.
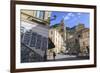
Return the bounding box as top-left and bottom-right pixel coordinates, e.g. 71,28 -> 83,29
47,53 -> 89,61
55,53 -> 76,59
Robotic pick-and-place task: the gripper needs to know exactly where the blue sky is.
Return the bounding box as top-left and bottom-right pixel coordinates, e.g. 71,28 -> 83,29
50,11 -> 90,28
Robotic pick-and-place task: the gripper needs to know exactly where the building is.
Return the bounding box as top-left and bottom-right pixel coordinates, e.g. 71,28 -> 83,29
49,28 -> 65,53
75,23 -> 85,32
20,10 -> 51,62
66,23 -> 89,56
66,26 -> 80,55
49,20 -> 66,54
21,10 -> 51,23
79,28 -> 90,56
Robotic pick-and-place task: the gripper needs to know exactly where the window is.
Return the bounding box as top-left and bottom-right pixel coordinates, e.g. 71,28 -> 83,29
78,35 -> 81,38
30,32 -> 37,47
75,39 -> 78,43
51,31 -> 53,34
23,31 -> 32,45
36,34 -> 42,49
83,42 -> 85,46
36,11 -> 40,18
41,37 -> 48,50
36,11 -> 45,20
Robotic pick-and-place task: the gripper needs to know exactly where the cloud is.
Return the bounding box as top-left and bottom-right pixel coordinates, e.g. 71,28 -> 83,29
63,15 -> 70,20
77,13 -> 82,18
63,13 -> 75,21
67,13 -> 74,17
77,12 -> 81,15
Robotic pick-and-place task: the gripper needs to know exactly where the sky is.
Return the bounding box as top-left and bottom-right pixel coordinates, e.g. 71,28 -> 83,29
50,11 -> 90,28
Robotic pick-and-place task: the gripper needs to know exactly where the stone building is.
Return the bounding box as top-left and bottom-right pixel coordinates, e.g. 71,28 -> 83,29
66,26 -> 81,55
21,10 -> 51,23
66,23 -> 89,56
20,10 -> 51,62
49,19 -> 90,57
49,20 -> 66,54
79,28 -> 90,56
49,28 -> 65,54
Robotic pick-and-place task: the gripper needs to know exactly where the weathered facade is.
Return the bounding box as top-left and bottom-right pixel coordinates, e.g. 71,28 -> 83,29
66,24 -> 89,56
79,28 -> 89,56
21,10 -> 51,23
20,10 -> 51,62
66,26 -> 80,55
49,28 -> 65,53
49,20 -> 66,54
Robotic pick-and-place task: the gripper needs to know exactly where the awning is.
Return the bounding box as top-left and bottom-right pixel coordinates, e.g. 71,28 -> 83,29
48,38 -> 55,49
